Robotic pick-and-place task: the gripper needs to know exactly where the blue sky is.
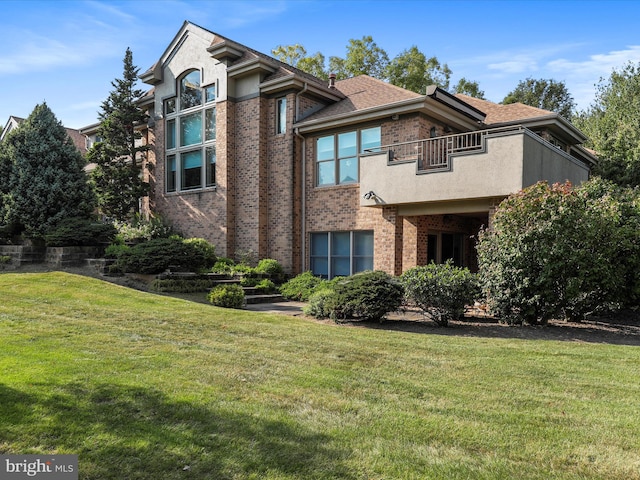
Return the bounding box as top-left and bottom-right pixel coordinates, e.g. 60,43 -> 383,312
2,0 -> 640,129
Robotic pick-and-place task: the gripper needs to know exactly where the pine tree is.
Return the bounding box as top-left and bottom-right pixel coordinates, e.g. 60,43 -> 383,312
89,47 -> 149,221
3,103 -> 95,238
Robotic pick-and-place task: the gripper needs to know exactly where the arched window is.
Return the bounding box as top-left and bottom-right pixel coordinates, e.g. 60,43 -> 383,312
164,70 -> 217,192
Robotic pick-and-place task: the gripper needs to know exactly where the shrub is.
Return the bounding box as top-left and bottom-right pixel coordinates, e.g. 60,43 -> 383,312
327,271 -> 404,322
211,257 -> 235,274
254,258 -> 284,281
150,277 -> 216,293
207,284 -> 245,309
254,279 -> 277,294
114,237 -> 215,274
401,261 -> 480,327
477,179 -> 640,324
44,217 -> 117,246
114,214 -> 177,243
183,238 -> 217,270
104,243 -> 130,259
280,271 -> 324,301
230,263 -> 253,275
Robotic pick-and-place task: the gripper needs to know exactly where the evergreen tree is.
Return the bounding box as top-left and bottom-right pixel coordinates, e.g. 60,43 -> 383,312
89,47 -> 149,221
2,103 -> 95,238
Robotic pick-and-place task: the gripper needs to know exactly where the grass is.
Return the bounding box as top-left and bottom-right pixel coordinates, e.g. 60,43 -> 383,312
1,271 -> 639,479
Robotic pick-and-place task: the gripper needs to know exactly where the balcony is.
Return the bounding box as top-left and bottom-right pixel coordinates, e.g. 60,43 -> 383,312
359,126 -> 590,214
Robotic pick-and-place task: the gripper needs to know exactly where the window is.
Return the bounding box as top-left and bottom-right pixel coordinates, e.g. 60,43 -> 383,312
315,127 -> 380,186
276,97 -> 286,134
310,231 -> 374,279
427,232 -> 465,267
165,70 -> 217,192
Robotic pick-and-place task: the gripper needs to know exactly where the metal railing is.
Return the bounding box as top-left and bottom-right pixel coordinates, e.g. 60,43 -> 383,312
365,126 -> 525,172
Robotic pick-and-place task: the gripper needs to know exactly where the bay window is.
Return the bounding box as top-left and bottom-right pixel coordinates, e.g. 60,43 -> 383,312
165,69 -> 217,192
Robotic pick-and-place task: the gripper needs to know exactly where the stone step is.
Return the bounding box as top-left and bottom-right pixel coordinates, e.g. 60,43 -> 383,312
245,294 -> 285,304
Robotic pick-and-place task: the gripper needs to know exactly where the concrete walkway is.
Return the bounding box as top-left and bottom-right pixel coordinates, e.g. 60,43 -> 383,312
244,301 -> 306,316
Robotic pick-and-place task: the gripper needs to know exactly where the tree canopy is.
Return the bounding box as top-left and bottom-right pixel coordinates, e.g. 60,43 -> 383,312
272,37 -> 477,96
0,103 -> 95,238
386,46 -> 451,93
88,47 -> 149,221
502,77 -> 575,119
329,36 -> 389,80
272,44 -> 328,80
573,62 -> 640,187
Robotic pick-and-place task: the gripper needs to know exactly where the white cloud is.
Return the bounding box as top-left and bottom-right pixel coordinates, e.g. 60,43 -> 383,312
547,45 -> 640,77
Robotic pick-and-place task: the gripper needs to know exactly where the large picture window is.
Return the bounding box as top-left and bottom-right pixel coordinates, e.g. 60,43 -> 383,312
315,127 -> 380,186
165,70 -> 216,192
310,231 -> 374,279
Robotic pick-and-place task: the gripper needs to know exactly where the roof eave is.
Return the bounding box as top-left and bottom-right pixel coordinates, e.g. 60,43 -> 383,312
260,74 -> 345,101
294,96 -> 484,134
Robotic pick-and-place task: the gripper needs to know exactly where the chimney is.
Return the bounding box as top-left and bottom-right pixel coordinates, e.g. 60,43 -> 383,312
328,73 -> 336,89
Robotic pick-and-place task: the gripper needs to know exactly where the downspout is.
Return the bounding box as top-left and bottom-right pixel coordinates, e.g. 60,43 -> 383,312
294,83 -> 309,274
295,127 -> 306,274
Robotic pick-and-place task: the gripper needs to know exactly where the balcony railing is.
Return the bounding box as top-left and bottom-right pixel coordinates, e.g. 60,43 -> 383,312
365,126 -> 525,172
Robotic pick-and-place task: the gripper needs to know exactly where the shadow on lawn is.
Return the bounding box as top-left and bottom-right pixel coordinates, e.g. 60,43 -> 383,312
351,314 -> 640,347
0,383 -> 355,480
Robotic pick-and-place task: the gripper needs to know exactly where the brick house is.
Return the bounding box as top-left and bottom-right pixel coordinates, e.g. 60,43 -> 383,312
1,115 -> 88,155
137,21 -> 595,277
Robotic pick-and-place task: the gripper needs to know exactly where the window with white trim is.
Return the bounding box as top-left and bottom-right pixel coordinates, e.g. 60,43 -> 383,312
310,231 -> 374,279
165,70 -> 216,192
315,127 -> 381,186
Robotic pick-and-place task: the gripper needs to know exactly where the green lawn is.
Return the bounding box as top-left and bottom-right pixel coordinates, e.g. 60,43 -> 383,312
1,272 -> 639,479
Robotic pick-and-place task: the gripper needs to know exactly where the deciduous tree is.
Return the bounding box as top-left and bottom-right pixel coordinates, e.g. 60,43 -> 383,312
386,46 -> 451,93
329,36 -> 389,80
502,77 -> 575,119
573,62 -> 640,187
272,44 -> 328,79
453,77 -> 485,99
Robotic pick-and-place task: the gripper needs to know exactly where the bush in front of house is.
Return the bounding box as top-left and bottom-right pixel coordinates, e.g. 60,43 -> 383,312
254,278 -> 277,294
207,284 -> 245,309
112,236 -> 217,274
113,214 -> 178,243
476,178 -> 640,325
280,271 -> 324,301
400,261 -> 480,327
254,258 -> 285,281
44,217 -> 117,246
303,289 -> 337,319
183,238 -> 217,269
319,271 -> 404,323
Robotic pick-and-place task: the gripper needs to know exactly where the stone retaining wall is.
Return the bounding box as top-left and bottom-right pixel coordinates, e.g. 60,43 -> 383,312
0,245 -> 103,268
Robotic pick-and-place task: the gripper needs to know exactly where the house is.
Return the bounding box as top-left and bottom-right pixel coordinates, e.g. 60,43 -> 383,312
1,115 -> 88,156
136,21 -> 596,277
